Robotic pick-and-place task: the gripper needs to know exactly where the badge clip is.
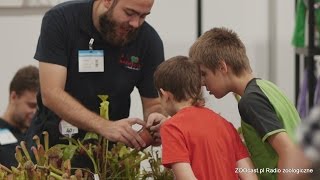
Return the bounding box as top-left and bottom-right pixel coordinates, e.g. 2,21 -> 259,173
89,38 -> 94,50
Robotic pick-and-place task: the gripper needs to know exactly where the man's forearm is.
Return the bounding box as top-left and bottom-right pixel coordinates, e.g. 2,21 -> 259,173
143,103 -> 165,120
42,87 -> 105,133
141,97 -> 167,121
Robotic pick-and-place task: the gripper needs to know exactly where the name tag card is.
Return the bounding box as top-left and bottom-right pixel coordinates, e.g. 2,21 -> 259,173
78,50 -> 104,72
0,129 -> 17,145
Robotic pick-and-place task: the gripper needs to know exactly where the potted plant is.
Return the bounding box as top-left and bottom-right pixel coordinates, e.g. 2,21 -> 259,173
0,95 -> 174,180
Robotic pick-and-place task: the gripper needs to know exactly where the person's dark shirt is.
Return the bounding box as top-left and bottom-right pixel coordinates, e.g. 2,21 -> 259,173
27,0 -> 164,148
0,118 -> 25,168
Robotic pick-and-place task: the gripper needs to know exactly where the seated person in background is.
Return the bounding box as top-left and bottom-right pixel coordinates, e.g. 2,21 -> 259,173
0,65 -> 39,168
154,56 -> 257,180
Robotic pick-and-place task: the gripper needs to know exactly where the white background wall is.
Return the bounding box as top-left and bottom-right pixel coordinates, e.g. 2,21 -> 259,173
0,8 -> 44,112
0,0 -> 296,129
201,0 -> 270,128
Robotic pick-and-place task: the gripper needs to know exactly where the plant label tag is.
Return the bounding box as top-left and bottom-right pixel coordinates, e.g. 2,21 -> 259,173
59,120 -> 78,136
0,128 -> 17,145
94,174 -> 100,180
78,50 -> 104,72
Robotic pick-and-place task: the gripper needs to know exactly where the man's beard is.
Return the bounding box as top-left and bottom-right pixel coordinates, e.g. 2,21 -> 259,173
99,11 -> 140,47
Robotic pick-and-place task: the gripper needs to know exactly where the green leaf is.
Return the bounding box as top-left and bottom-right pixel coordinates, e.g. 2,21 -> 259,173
62,145 -> 78,160
83,132 -> 99,141
119,146 -> 129,158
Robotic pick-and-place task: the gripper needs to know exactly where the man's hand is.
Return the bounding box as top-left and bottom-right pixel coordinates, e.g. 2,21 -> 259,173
146,112 -> 168,146
98,118 -> 146,150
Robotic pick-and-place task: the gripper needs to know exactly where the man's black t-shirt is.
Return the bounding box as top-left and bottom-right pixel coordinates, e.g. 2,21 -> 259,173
27,0 -> 164,147
0,118 -> 25,168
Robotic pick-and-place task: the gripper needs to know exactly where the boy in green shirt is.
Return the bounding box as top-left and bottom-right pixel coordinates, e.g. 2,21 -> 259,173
189,27 -> 310,180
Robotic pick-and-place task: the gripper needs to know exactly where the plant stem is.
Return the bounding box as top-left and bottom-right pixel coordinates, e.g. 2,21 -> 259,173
77,140 -> 98,174
42,131 -> 49,152
49,164 -> 64,175
20,141 -> 31,161
0,164 -> 12,173
31,146 -> 40,164
49,171 -> 63,180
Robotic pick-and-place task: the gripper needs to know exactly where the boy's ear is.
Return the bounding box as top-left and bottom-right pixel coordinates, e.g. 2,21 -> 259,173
160,88 -> 168,99
160,88 -> 173,102
219,60 -> 228,73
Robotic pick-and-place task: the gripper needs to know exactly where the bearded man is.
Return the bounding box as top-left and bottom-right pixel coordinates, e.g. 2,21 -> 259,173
26,0 -> 166,167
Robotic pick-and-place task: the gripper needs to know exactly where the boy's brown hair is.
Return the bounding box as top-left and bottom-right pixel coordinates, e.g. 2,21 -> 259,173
154,56 -> 204,106
10,65 -> 39,96
189,27 -> 252,76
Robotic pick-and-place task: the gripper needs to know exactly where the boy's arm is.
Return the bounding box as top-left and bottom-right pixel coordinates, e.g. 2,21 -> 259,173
236,158 -> 258,180
268,132 -> 311,180
171,163 -> 197,180
230,123 -> 257,180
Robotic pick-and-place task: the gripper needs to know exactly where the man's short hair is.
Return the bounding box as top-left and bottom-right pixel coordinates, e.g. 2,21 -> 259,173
9,65 -> 39,96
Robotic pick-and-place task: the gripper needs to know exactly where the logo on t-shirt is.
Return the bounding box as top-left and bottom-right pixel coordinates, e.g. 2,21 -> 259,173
119,55 -> 142,70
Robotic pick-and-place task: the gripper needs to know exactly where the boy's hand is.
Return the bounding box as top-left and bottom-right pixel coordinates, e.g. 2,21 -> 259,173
146,112 -> 168,146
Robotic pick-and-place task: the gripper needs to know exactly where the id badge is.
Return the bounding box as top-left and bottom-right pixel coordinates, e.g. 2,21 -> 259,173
0,129 -> 18,145
78,50 -> 104,72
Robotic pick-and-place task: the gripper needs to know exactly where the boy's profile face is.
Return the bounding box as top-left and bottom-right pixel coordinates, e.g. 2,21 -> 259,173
200,64 -> 228,99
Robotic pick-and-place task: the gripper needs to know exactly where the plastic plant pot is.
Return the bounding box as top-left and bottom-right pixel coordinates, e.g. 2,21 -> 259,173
138,127 -> 154,149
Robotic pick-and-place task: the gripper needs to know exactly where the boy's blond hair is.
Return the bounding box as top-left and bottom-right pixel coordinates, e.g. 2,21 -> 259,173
189,27 -> 252,76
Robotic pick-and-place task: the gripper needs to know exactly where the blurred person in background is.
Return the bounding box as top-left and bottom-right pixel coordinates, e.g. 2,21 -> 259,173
0,65 -> 39,168
298,106 -> 320,180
